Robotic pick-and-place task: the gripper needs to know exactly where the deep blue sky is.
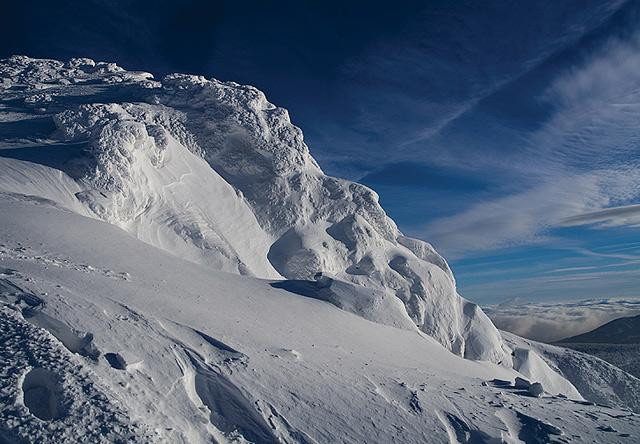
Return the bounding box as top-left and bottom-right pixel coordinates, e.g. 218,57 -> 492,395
3,0 -> 640,304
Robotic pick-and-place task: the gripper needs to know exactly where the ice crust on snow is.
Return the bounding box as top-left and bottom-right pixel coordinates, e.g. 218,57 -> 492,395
1,55 -> 508,363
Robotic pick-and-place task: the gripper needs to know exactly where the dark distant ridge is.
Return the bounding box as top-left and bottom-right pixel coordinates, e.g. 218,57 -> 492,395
557,315 -> 640,344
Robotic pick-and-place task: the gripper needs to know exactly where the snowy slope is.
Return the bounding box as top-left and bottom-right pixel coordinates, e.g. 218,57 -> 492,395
503,331 -> 640,413
0,55 -> 507,363
1,56 -> 640,442
2,197 -> 639,443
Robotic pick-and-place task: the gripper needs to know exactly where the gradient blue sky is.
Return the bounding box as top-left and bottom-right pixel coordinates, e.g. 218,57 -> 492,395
2,0 -> 640,304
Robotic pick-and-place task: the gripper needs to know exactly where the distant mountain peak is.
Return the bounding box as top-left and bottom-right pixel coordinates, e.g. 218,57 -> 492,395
558,314 -> 640,344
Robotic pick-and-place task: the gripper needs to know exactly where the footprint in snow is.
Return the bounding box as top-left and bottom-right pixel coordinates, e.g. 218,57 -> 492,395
597,425 -> 617,432
22,367 -> 66,421
104,352 -> 127,370
0,267 -> 20,277
270,348 -> 302,361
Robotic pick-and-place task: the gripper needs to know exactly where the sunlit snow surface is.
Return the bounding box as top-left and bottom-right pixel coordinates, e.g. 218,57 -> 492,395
0,55 -> 505,363
1,56 -> 640,443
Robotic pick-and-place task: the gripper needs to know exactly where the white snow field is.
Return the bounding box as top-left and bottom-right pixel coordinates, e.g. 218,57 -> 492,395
0,56 -> 639,443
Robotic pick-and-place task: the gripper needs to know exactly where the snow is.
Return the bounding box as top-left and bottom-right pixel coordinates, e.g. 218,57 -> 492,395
2,197 -> 639,442
1,56 -> 640,442
0,55 -> 509,363
511,347 -> 582,399
0,304 -> 148,442
503,330 -> 640,414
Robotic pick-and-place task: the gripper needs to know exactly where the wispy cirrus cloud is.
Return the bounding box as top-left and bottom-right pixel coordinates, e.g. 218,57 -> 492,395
316,1 -> 628,178
415,29 -> 640,257
415,172 -> 616,256
558,204 -> 640,228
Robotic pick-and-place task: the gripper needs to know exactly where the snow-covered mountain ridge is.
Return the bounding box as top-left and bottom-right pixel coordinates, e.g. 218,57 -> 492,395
1,56 -> 640,443
0,55 -> 505,363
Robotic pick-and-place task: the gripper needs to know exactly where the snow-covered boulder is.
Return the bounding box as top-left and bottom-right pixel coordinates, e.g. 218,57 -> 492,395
52,103 -> 279,278
512,347 -> 581,399
514,376 -> 531,389
529,382 -> 545,398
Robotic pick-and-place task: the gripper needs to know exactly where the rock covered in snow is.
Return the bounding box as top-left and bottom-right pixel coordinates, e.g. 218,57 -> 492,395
529,382 -> 545,397
511,347 -> 581,399
0,55 -> 510,363
52,102 -> 279,277
514,376 -> 531,389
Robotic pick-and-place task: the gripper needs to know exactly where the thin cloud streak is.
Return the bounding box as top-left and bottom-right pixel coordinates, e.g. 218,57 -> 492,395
545,259 -> 640,274
320,1 -> 628,177
559,203 -> 640,227
416,173 -> 608,256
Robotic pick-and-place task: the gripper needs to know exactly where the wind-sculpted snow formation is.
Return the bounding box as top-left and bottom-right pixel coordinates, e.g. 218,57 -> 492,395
0,55 -> 507,363
2,56 -> 640,443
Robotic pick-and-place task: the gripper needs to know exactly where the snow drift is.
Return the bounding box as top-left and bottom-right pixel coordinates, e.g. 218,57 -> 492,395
3,196 -> 638,443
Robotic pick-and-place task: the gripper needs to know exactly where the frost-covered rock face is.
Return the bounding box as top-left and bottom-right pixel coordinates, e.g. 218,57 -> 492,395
52,102 -> 279,278
0,56 -> 510,363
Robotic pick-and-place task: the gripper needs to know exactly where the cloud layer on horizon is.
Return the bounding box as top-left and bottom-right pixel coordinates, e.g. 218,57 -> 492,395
485,298 -> 640,342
